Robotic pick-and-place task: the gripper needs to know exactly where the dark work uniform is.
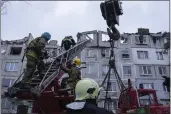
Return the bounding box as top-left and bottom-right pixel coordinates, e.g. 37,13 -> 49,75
61,36 -> 76,51
63,102 -> 114,114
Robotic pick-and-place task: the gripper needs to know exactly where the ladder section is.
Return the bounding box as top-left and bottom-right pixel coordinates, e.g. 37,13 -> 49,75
31,39 -> 91,95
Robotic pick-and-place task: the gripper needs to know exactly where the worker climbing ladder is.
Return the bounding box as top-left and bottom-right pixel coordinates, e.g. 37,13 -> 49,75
32,37 -> 91,96
7,34 -> 92,98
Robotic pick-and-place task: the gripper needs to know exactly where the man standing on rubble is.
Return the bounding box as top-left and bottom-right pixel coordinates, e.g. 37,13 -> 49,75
63,78 -> 114,114
60,58 -> 81,91
61,36 -> 76,51
19,32 -> 51,87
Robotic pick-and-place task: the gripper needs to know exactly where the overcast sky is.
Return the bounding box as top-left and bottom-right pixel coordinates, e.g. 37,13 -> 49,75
1,1 -> 169,44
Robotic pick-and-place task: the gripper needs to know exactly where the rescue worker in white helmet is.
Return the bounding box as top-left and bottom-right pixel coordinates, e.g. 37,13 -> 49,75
60,58 -> 82,91
64,78 -> 114,114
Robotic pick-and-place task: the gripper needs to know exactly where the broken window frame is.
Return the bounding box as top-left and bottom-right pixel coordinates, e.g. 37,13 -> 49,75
135,35 -> 147,44
120,36 -> 128,44
155,38 -> 161,46
86,34 -> 94,40
156,51 -> 164,60
164,37 -> 170,44
102,33 -> 110,41
10,47 -> 22,55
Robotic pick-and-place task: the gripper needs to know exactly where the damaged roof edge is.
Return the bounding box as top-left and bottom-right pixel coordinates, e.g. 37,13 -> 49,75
1,33 -> 59,46
28,33 -> 34,39
1,33 -> 33,45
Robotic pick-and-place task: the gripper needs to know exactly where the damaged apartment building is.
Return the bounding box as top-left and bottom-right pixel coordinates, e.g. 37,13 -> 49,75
0,28 -> 170,113
77,28 -> 170,111
1,33 -> 60,114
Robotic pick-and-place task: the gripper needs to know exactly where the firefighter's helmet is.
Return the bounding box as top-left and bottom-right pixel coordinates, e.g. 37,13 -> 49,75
75,78 -> 102,101
41,32 -> 51,41
73,58 -> 81,66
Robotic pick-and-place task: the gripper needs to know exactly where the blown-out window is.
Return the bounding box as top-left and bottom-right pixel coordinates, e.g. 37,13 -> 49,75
10,47 -> 22,55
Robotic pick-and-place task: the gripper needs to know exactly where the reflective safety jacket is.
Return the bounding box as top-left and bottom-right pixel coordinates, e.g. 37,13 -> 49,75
26,37 -> 47,60
61,64 -> 81,82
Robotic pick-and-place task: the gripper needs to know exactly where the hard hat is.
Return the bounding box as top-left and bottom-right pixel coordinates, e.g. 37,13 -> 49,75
75,78 -> 102,101
73,58 -> 81,66
41,32 -> 51,41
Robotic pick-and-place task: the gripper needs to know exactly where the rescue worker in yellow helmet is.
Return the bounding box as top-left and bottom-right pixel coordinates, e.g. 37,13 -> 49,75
60,58 -> 82,91
61,36 -> 76,51
65,78 -> 114,114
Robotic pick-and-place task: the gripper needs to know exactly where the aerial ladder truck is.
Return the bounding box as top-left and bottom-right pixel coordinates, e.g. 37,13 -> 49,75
4,0 -> 170,114
5,33 -> 92,114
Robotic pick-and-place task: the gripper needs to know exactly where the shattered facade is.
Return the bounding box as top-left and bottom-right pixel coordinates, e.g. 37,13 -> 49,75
1,33 -> 60,114
77,29 -> 170,112
0,29 -> 170,113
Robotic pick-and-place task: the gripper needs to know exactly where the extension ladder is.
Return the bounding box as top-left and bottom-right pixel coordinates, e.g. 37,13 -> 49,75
7,37 -> 91,97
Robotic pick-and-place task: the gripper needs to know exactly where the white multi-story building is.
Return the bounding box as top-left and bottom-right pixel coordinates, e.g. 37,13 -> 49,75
1,29 -> 170,113
77,29 -> 170,111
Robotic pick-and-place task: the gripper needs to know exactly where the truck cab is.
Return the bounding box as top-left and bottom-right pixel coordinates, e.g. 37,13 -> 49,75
117,87 -> 170,114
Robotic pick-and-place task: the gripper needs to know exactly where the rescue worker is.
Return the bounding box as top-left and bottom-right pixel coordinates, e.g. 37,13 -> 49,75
60,58 -> 81,91
64,78 -> 114,114
20,32 -> 51,87
61,36 -> 76,51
